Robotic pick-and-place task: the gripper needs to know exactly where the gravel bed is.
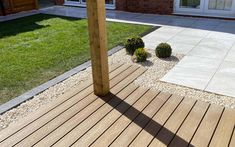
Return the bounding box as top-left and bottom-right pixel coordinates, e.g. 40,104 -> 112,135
110,49 -> 235,109
1,48 -> 235,131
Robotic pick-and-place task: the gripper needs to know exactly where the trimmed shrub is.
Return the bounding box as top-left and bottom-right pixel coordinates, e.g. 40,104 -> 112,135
124,36 -> 145,55
155,43 -> 172,58
134,48 -> 147,62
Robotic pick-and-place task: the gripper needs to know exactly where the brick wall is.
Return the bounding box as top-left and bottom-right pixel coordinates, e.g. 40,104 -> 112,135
55,0 -> 64,5
115,0 -> 127,11
116,0 -> 174,15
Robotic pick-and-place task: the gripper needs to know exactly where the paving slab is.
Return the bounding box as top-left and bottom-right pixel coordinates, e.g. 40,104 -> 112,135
143,31 -> 176,42
168,43 -> 195,54
167,35 -> 203,46
142,40 -> 162,50
161,56 -> 221,90
206,61 -> 235,97
155,26 -> 185,34
206,32 -> 235,41
175,56 -> 221,70
198,38 -> 234,49
178,28 -> 210,37
188,45 -> 229,60
161,66 -> 215,90
224,45 -> 235,62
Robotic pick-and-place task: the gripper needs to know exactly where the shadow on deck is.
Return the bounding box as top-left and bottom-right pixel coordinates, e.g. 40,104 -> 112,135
0,64 -> 234,147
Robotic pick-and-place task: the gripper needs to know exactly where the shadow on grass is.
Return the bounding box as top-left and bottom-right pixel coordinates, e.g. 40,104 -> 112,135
0,14 -> 80,38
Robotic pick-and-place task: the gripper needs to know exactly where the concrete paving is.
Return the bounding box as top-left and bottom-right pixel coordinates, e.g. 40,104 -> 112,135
1,6 -> 235,97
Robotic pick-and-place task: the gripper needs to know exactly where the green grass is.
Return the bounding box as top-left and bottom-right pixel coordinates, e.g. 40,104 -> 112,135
0,14 -> 152,104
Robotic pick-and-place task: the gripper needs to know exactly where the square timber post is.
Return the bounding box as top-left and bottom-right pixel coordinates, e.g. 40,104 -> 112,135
86,0 -> 110,96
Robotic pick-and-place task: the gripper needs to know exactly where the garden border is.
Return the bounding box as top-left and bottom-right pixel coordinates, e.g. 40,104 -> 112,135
0,17 -> 159,115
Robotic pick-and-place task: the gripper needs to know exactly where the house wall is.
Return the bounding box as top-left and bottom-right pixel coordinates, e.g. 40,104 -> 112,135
116,0 -> 174,15
1,0 -> 174,16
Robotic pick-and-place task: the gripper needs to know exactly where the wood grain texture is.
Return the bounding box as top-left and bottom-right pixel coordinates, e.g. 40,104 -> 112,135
129,95 -> 183,147
190,104 -> 224,147
148,98 -> 196,147
169,101 -> 209,147
209,108 -> 235,147
0,64 -> 233,147
86,0 -> 110,96
109,92 -> 170,147
0,64 -> 122,143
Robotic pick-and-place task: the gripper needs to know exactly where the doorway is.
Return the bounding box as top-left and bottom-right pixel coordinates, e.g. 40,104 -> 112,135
174,0 -> 235,17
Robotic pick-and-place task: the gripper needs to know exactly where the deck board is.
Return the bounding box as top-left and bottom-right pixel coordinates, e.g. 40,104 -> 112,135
0,63 -> 123,142
190,105 -> 224,147
72,89 -> 161,147
169,101 -> 209,147
148,98 -> 196,147
230,127 -> 235,147
0,64 -> 234,147
129,95 -> 184,147
209,108 -> 235,147
0,64 -> 138,146
83,86 -> 149,147
108,92 -> 170,147
64,86 -> 158,146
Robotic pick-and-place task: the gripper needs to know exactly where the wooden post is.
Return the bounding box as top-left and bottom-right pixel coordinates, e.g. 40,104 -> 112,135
86,0 -> 110,96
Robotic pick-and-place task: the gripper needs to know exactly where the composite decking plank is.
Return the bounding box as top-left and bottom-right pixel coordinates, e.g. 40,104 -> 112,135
79,88 -> 148,146
229,127 -> 235,147
129,95 -> 183,147
148,98 -> 196,147
107,92 -> 171,147
0,64 -> 132,146
190,104 -> 224,147
169,101 -> 209,147
17,84 -> 138,147
70,86 -> 154,147
74,91 -> 161,146
14,94 -> 102,147
11,65 -> 136,147
51,67 -> 147,147
0,63 -> 232,147
72,91 -> 156,146
0,63 -> 123,142
0,86 -> 95,146
209,108 -> 235,147
33,66 -> 146,147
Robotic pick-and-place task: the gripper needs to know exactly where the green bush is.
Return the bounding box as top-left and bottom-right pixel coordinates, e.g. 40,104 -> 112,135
155,43 -> 172,58
124,36 -> 145,55
134,48 -> 147,62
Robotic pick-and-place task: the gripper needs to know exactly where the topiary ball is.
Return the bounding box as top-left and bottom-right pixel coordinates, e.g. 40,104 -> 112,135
155,43 -> 172,58
124,36 -> 145,55
134,48 -> 147,62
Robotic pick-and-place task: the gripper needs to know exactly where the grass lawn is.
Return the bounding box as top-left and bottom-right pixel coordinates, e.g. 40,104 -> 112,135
0,14 -> 152,104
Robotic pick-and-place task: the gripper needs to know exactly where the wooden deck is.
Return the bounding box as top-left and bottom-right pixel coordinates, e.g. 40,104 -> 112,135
0,64 -> 234,147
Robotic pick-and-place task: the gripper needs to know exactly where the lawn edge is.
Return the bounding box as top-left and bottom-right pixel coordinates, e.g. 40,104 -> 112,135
0,22 -> 159,115
0,45 -> 122,115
